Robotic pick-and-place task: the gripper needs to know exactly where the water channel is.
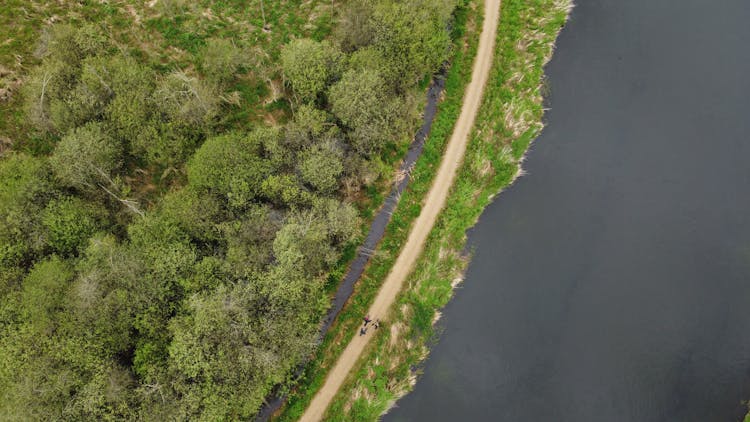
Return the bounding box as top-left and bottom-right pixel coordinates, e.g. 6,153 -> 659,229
385,0 -> 750,420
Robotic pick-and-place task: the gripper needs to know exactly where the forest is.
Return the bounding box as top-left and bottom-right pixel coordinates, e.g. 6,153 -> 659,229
0,0 -> 456,419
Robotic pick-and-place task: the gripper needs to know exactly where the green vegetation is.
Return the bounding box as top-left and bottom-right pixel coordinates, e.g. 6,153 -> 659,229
1,0 -> 338,147
276,0 -> 482,418
326,0 -> 572,418
276,0 -> 572,420
281,39 -> 343,103
0,0 -> 461,419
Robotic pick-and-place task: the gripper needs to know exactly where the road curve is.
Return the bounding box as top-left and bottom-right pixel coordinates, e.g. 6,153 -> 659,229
298,0 -> 501,419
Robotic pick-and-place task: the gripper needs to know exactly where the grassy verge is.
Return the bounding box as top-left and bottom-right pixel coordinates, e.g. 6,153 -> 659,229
313,0 -> 572,419
273,1 -> 483,420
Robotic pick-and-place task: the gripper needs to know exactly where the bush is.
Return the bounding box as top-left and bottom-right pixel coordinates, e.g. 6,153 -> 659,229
187,130 -> 274,208
20,256 -> 74,333
273,198 -> 358,275
0,153 -> 53,267
42,196 -> 103,256
370,0 -> 453,89
299,141 -> 344,194
281,39 -> 343,103
49,122 -> 122,191
329,68 -> 401,155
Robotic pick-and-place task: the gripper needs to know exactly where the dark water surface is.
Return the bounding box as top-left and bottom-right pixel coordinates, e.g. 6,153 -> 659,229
385,0 -> 750,421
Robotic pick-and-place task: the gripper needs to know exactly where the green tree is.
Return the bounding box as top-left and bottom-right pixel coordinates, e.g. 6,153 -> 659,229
42,196 -> 103,256
0,153 -> 52,269
0,335 -> 139,420
334,0 -> 376,52
22,59 -> 78,135
168,272 -> 323,420
50,55 -> 116,133
70,234 -> 146,355
63,362 -> 138,420
22,24 -> 110,135
370,0 -> 453,89
104,57 -> 158,155
0,235 -> 145,421
299,141 -> 343,194
220,205 -> 282,274
127,214 -> 196,377
34,23 -> 108,68
281,39 -> 343,103
283,104 -> 332,151
187,130 -> 273,209
334,0 -> 453,90
329,68 -> 402,155
264,105 -> 337,171
273,198 -> 358,275
128,213 -> 196,292
49,122 -> 122,191
0,332 -> 80,420
259,174 -> 313,207
160,187 -> 226,243
20,256 -> 74,335
180,256 -> 228,295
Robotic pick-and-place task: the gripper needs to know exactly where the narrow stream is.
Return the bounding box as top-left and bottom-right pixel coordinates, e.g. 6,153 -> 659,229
385,0 -> 750,421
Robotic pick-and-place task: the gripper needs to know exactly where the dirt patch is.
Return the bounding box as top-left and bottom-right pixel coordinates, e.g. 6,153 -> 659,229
0,136 -> 12,155
0,65 -> 22,102
125,4 -> 141,25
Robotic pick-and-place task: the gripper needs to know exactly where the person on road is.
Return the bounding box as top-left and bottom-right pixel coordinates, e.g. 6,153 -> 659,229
359,326 -> 367,336
373,319 -> 380,330
363,315 -> 372,327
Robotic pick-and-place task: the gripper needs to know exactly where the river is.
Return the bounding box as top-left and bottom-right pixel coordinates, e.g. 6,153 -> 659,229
384,0 -> 750,421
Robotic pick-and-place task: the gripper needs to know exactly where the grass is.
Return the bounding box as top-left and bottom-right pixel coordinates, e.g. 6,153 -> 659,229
0,0 -> 336,148
274,0 -> 573,420
273,1 -> 482,419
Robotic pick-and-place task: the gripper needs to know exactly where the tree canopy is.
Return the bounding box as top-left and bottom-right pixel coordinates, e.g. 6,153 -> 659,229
50,122 -> 122,191
281,39 -> 343,103
0,0 -> 457,418
187,130 -> 274,209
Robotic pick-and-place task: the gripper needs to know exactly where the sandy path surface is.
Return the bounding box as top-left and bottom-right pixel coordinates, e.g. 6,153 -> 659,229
298,1 -> 501,420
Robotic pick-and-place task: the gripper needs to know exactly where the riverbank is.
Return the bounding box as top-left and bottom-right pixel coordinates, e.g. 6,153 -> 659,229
388,0 -> 750,419
273,1 -> 484,420
320,0 -> 572,419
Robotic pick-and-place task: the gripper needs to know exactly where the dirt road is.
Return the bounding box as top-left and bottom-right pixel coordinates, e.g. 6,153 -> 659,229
298,0 -> 501,420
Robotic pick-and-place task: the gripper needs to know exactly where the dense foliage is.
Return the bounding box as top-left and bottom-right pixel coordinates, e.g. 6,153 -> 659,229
0,0 -> 457,419
288,0 -> 573,419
